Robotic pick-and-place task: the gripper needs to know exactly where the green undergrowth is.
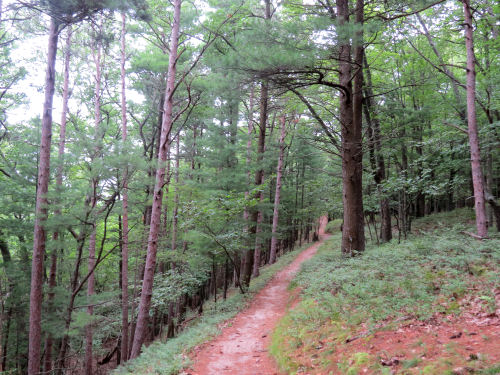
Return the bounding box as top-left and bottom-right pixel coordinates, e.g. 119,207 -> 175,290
479,364 -> 500,374
271,209 -> 500,374
325,218 -> 343,234
113,241 -> 313,375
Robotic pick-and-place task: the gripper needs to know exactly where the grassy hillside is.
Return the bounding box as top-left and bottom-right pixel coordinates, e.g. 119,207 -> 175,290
271,209 -> 500,374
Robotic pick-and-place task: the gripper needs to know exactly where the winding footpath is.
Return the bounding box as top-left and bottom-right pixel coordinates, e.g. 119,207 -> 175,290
186,218 -> 328,375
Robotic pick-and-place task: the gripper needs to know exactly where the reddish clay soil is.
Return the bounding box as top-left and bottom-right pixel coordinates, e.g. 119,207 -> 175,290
317,317 -> 500,374
186,218 -> 329,375
289,290 -> 500,374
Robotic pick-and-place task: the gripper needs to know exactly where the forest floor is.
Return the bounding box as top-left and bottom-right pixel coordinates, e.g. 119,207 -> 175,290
271,209 -> 500,375
184,218 -> 329,375
115,219 -> 329,375
116,210 -> 499,375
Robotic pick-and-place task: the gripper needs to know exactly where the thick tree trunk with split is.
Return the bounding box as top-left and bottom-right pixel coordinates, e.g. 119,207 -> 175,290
337,0 -> 365,255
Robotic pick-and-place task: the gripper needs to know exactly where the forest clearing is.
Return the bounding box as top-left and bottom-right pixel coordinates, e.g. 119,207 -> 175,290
0,0 -> 498,374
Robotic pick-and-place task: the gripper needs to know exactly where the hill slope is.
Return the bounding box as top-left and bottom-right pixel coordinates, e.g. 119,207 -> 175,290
271,209 -> 500,374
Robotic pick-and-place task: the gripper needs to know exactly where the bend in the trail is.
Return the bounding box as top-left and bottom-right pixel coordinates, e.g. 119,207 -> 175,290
186,217 -> 329,375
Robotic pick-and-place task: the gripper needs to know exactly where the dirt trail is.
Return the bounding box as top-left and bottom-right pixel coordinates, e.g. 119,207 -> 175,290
186,217 -> 328,375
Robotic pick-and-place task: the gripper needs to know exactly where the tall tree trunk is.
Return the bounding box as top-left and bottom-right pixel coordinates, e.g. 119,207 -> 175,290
223,258 -> 229,300
86,26 -> 103,374
130,0 -> 181,358
485,149 -> 493,225
485,193 -> 500,232
128,32 -> 166,365
28,18 -> 59,375
119,12 -> 130,363
300,162 -> 305,244
245,79 -> 268,284
249,0 -> 271,279
0,233 -> 10,372
241,86 -> 254,287
252,205 -> 264,277
44,25 -> 71,374
463,0 -> 488,238
269,115 -> 286,264
337,0 -> 365,255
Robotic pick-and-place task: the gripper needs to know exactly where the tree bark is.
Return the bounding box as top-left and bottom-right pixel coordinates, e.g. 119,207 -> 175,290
485,192 -> 500,231
249,0 -> 271,279
0,232 -> 10,372
241,86 -> 254,287
43,25 -> 71,374
337,0 -> 365,255
130,0 -> 181,358
244,79 -> 267,285
269,115 -> 286,264
463,0 -> 488,238
223,258 -> 229,300
28,18 -> 59,375
119,11 -> 130,363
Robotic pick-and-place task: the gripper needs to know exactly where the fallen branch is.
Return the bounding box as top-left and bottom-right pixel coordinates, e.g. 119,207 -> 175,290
180,314 -> 201,330
345,316 -> 411,343
460,231 -> 486,240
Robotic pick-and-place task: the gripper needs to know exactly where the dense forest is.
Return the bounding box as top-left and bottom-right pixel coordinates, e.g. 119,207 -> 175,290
0,0 -> 498,373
